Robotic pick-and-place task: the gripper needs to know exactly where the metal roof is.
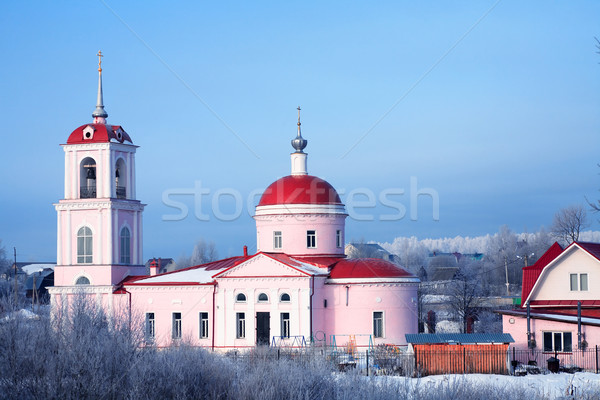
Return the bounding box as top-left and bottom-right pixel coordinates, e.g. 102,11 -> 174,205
405,333 -> 514,344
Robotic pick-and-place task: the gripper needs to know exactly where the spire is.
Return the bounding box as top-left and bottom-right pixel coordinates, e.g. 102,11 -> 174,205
291,106 -> 307,153
92,51 -> 108,122
290,106 -> 308,175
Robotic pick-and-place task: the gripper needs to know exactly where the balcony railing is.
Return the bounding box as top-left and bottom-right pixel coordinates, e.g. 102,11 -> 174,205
80,186 -> 97,199
116,186 -> 126,199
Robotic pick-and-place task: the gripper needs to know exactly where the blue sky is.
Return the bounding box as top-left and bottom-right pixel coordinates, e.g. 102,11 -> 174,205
1,1 -> 599,262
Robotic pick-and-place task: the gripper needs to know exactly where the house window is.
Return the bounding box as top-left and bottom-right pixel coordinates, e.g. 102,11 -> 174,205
236,293 -> 247,302
258,293 -> 269,302
336,230 -> 342,248
172,312 -> 182,340
236,312 -> 246,339
273,231 -> 282,249
281,313 -> 290,338
199,312 -> 209,339
280,293 -> 290,302
77,226 -> 93,264
307,230 -> 316,248
570,273 -> 588,291
373,311 -> 384,338
543,331 -> 572,352
146,313 -> 155,341
120,227 -> 131,264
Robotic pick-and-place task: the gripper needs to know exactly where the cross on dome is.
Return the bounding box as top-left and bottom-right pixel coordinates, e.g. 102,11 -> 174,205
92,50 -> 108,122
291,106 -> 307,153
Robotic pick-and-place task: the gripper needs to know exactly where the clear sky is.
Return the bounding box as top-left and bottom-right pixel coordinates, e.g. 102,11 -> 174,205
1,1 -> 599,263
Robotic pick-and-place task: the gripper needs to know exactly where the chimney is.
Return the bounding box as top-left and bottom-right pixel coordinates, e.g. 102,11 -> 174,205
243,246 -> 248,257
149,258 -> 159,276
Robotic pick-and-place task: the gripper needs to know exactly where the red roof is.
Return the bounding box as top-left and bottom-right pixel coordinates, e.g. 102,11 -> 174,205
575,242 -> 600,261
66,123 -> 133,144
328,258 -> 415,280
258,175 -> 342,206
521,242 -> 563,305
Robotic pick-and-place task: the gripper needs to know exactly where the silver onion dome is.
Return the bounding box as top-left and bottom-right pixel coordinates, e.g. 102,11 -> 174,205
291,106 -> 307,153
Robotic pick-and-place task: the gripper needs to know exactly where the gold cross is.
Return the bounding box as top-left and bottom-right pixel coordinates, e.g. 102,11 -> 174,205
97,50 -> 103,71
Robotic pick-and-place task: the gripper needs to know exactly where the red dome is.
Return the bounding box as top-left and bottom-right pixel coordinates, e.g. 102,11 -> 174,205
66,123 -> 132,144
258,175 -> 342,206
329,258 -> 415,279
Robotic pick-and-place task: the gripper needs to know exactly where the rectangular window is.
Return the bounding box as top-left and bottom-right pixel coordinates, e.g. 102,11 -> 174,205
570,273 -> 588,291
172,312 -> 182,340
273,231 -> 282,249
236,312 -> 246,339
281,312 -> 290,338
570,274 -> 578,291
580,274 -> 588,291
145,312 -> 155,341
199,312 -> 209,339
336,230 -> 342,248
373,311 -> 384,338
543,331 -> 572,352
307,230 -> 316,248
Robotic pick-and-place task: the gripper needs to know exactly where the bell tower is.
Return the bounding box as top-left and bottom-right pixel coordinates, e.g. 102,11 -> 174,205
53,52 -> 146,290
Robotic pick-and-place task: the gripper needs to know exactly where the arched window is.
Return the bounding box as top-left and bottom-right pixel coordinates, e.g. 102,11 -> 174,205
258,293 -> 269,302
236,293 -> 247,302
115,158 -> 127,199
80,157 -> 97,199
77,226 -> 93,264
120,227 -> 131,264
280,293 -> 291,302
75,276 -> 90,285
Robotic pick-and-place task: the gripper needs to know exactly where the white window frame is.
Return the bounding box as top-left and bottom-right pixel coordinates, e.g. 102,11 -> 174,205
570,273 -> 588,291
273,231 -> 282,249
373,311 -> 384,338
543,331 -> 572,353
77,226 -> 93,264
172,312 -> 182,340
199,312 -> 209,339
236,312 -> 246,339
307,230 -> 317,249
281,312 -> 290,338
146,312 -> 155,341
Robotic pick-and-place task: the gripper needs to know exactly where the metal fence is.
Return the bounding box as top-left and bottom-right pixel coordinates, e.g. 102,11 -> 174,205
510,346 -> 600,373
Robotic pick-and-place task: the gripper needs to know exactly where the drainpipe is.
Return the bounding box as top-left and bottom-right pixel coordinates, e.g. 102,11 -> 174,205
212,282 -> 217,351
578,301 -> 582,349
309,276 -> 314,343
345,286 -> 349,306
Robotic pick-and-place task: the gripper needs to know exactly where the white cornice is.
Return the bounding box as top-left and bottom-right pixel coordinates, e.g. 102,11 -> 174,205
255,203 -> 347,216
61,142 -> 138,151
48,285 -> 114,294
326,278 -> 420,285
55,200 -> 145,211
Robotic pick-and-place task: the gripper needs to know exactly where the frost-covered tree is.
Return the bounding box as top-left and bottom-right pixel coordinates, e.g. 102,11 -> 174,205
177,238 -> 218,269
551,205 -> 588,245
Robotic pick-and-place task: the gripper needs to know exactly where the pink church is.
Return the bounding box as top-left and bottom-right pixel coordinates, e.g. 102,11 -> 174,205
49,57 -> 419,350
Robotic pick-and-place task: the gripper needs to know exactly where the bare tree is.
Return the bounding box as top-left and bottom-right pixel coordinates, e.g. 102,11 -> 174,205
446,266 -> 482,333
177,238 -> 218,269
551,205 -> 588,245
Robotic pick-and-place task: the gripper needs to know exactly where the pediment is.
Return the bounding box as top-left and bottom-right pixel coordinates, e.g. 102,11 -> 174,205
214,253 -> 309,279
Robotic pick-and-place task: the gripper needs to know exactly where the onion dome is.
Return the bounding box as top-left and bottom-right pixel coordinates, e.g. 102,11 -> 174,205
291,106 -> 307,153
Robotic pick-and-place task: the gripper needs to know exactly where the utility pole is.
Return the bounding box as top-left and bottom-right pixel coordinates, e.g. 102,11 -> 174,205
504,256 -> 510,296
13,247 -> 17,306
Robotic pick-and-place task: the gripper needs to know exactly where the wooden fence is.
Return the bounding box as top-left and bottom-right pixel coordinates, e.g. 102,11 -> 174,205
413,344 -> 510,375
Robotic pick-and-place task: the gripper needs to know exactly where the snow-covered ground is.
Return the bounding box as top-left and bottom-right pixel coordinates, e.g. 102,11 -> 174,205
390,372 -> 600,399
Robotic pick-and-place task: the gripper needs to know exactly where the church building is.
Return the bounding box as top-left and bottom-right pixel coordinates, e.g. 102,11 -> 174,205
49,55 -> 419,350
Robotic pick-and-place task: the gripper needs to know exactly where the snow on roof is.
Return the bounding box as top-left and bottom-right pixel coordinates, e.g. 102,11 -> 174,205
265,253 -> 329,276
21,264 -> 55,275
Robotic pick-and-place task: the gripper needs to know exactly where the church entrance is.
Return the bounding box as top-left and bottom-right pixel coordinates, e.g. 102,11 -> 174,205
256,312 -> 270,345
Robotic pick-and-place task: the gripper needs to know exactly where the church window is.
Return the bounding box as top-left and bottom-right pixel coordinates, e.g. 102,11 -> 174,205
146,313 -> 155,341
281,313 -> 290,338
258,293 -> 269,302
373,311 -> 384,338
236,313 -> 246,339
199,312 -> 209,339
120,227 -> 131,264
307,230 -> 316,248
115,158 -> 127,199
273,231 -> 282,249
172,312 -> 182,340
280,293 -> 290,302
75,276 -> 90,285
236,293 -> 247,302
336,230 -> 342,248
77,226 -> 93,264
